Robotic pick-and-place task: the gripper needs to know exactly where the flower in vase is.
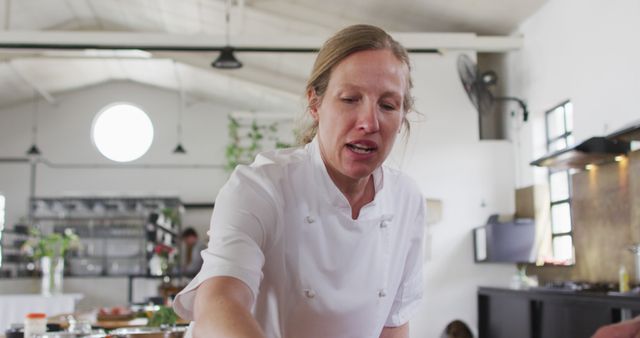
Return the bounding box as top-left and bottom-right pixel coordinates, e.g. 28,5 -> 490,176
21,228 -> 80,259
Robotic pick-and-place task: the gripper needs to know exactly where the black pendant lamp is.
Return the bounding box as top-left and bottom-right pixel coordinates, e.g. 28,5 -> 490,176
26,144 -> 41,156
212,47 -> 242,69
173,143 -> 186,154
212,0 -> 242,69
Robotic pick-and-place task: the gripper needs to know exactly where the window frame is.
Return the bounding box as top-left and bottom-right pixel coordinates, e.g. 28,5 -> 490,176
91,102 -> 154,163
0,194 -> 4,268
545,100 -> 575,263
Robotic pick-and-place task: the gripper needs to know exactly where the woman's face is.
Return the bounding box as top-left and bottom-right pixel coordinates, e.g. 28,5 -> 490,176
309,49 -> 408,183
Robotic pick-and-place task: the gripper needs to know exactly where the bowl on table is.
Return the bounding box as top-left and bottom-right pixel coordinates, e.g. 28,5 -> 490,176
33,332 -> 107,338
109,326 -> 187,338
108,326 -> 186,338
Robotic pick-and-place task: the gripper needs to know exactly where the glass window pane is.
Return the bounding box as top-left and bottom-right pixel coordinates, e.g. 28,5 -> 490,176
547,107 -> 566,139
550,171 -> 570,201
474,228 -> 487,261
566,134 -> 575,147
0,195 -> 4,229
92,103 -> 154,162
553,235 -> 573,263
0,195 -> 2,267
551,202 -> 572,234
564,102 -> 574,132
549,138 -> 568,152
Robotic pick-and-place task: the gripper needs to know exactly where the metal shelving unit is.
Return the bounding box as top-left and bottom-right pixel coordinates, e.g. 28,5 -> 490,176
0,197 -> 182,278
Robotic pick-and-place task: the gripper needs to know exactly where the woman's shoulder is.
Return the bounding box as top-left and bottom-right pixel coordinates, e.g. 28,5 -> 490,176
382,165 -> 423,198
225,146 -> 310,200
239,145 -> 309,180
251,145 -> 309,170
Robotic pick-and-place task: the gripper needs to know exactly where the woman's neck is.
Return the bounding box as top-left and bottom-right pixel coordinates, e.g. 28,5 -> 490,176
326,167 -> 375,220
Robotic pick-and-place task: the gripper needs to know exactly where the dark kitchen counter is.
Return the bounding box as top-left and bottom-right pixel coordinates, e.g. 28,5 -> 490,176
478,286 -> 640,338
480,285 -> 640,308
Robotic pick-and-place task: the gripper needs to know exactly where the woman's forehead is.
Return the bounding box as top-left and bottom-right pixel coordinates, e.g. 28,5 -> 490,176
327,50 -> 408,94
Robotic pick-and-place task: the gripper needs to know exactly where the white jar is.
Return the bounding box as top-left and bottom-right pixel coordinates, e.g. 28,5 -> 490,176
24,313 -> 47,338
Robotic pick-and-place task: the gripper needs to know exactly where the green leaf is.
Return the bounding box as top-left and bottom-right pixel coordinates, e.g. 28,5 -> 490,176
147,306 -> 178,327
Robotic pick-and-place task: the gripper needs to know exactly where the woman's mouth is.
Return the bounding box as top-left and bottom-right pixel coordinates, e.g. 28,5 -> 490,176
346,141 -> 378,154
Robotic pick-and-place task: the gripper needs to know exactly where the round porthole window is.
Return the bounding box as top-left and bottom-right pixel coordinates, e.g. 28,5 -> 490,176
92,103 -> 154,162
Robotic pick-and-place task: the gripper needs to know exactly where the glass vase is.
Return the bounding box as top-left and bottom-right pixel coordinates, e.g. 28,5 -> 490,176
149,254 -> 163,276
41,256 -> 64,296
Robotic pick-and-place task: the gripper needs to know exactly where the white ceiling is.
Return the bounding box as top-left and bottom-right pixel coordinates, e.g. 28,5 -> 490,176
0,0 -> 548,111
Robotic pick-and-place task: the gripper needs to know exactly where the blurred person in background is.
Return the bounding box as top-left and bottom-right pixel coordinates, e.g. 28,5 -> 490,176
180,227 -> 206,278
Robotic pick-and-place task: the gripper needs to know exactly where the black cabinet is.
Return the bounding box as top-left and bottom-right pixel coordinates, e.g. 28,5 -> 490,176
479,287 -> 640,338
479,292 -> 532,338
539,297 -> 617,338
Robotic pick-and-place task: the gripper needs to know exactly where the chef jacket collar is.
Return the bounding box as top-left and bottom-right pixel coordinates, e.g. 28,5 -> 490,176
308,136 -> 384,210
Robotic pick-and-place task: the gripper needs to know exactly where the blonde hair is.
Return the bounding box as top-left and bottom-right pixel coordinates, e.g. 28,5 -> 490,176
296,24 -> 414,145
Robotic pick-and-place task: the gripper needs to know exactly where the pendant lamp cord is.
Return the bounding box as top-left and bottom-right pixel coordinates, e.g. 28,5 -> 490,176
31,89 -> 38,145
4,0 -> 11,30
173,60 -> 184,143
225,0 -> 231,46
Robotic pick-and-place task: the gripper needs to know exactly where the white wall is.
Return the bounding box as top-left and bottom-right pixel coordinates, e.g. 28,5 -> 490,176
0,276 -> 159,311
0,80 -> 269,229
504,0 -> 640,188
389,53 -> 516,338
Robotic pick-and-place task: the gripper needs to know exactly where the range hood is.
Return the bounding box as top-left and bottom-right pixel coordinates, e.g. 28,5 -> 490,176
531,121 -> 640,170
606,120 -> 640,143
530,137 -> 630,170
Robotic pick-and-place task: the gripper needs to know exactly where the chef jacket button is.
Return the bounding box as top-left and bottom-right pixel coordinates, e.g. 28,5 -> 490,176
378,289 -> 387,298
380,220 -> 389,228
305,216 -> 315,224
304,289 -> 316,299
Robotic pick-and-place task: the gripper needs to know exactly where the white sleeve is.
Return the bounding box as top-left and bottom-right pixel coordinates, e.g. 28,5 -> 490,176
173,165 -> 278,320
385,197 -> 425,327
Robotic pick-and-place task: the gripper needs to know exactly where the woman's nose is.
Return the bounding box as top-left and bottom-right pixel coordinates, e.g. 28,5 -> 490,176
356,102 -> 380,133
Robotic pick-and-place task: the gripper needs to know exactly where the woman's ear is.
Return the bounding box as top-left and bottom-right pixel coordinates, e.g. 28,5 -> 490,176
306,88 -> 320,121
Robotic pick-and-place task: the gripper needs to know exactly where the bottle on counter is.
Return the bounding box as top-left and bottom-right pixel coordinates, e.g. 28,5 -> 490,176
619,265 -> 630,293
5,323 -> 25,338
24,313 -> 47,338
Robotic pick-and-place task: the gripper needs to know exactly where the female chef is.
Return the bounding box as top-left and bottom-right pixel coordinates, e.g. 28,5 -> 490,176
174,24 -> 426,338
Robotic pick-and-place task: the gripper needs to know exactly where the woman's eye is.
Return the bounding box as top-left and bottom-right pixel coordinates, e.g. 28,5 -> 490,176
341,97 -> 357,103
381,103 -> 397,111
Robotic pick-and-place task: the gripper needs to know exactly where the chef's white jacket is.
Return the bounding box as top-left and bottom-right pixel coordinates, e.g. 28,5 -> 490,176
174,137 -> 425,338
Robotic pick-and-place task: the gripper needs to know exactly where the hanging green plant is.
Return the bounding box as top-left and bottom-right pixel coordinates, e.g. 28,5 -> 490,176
225,115 -> 292,172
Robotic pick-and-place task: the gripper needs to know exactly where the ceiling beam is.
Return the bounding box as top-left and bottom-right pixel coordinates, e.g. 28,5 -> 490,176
151,51 -> 303,97
163,55 -> 301,104
0,30 -> 523,53
0,50 -> 304,95
7,61 -> 56,104
235,1 -> 337,35
1,0 -> 10,31
247,1 -> 354,32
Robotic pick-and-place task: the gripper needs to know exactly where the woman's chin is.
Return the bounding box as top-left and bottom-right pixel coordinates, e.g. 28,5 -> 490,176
341,164 -> 377,181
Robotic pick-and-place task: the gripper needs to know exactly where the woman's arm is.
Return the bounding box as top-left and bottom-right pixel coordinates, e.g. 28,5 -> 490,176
592,316 -> 640,338
193,276 -> 266,338
380,323 -> 409,338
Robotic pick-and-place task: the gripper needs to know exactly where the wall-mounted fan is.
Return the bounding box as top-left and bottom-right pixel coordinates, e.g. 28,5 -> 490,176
457,54 -> 528,122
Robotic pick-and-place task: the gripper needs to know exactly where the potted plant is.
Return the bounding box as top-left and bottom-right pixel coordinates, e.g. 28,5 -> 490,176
21,228 -> 80,296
